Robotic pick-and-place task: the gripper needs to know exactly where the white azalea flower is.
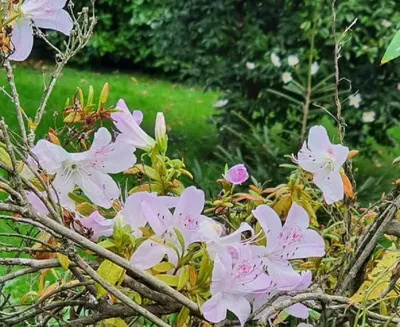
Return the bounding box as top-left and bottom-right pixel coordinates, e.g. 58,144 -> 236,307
362,111 -> 376,123
33,128 -> 136,209
294,125 -> 349,204
282,72 -> 293,84
10,0 -> 73,61
270,53 -> 281,67
311,62 -> 319,75
246,62 -> 256,70
288,55 -> 299,67
348,94 -> 362,108
213,99 -> 229,108
381,20 -> 392,28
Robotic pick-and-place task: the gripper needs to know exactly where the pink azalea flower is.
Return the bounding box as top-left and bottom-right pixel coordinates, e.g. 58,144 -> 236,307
77,211 -> 114,241
294,125 -> 349,204
120,192 -> 177,237
201,221 -> 254,268
10,0 -> 73,61
202,246 -> 273,326
225,164 -> 249,185
111,99 -> 156,151
252,203 -> 325,289
253,271 -> 313,320
33,127 -> 136,209
130,186 -> 209,269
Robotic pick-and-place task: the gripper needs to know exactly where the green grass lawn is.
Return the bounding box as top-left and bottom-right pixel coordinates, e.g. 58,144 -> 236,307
0,64 -> 219,158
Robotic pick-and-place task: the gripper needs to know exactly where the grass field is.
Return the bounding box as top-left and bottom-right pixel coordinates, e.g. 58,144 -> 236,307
0,64 -> 219,158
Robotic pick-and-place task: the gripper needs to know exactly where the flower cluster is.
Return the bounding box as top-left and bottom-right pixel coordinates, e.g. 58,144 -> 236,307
21,98 -> 342,326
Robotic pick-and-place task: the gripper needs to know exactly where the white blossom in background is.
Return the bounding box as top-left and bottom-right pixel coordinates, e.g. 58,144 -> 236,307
397,83 -> 400,91
246,62 -> 256,70
270,53 -> 281,67
282,72 -> 293,84
381,20 -> 392,28
288,55 -> 299,67
348,94 -> 362,108
362,111 -> 376,123
10,0 -> 73,61
311,62 -> 319,75
213,99 -> 229,108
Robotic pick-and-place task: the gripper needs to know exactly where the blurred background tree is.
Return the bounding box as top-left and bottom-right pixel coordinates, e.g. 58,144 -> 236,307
20,0 -> 400,201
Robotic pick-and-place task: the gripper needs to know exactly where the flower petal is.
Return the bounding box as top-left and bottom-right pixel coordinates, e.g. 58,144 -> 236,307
10,18 -> 34,61
130,239 -> 169,270
33,141 -> 69,173
140,199 -> 172,236
202,292 -> 227,324
224,294 -> 251,327
252,205 -> 282,246
284,302 -> 309,319
321,171 -> 344,204
73,168 -> 120,209
33,9 -> 73,35
307,126 -> 332,153
332,144 -> 349,171
87,127 -> 136,173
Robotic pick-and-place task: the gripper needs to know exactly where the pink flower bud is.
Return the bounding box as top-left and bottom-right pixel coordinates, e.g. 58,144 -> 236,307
225,164 -> 249,185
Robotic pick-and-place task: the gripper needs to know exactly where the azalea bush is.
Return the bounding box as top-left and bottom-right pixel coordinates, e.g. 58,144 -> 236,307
1,1 -> 400,327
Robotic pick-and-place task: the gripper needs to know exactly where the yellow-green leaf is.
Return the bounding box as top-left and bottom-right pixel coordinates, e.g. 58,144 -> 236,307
99,318 -> 127,327
177,305 -> 190,327
87,85 -> 94,106
56,253 -> 71,270
177,266 -> 189,291
98,82 -> 109,108
154,274 -> 179,287
96,260 -> 126,298
382,30 -> 400,65
0,147 -> 12,168
153,262 -> 175,273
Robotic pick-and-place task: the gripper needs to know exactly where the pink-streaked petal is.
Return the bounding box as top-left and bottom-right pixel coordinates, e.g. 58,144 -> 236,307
287,229 -> 325,259
321,171 -> 344,204
252,205 -> 282,246
73,168 -> 119,209
173,186 -> 205,223
130,239 -> 169,270
307,126 -> 332,153
88,127 -> 136,173
32,140 -> 69,173
202,292 -> 227,324
33,9 -> 73,35
10,18 -> 34,61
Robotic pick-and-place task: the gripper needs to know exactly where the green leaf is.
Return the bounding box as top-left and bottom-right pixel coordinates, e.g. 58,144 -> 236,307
154,274 -> 179,287
173,228 -> 185,255
176,306 -> 190,327
381,30 -> 400,65
0,147 -> 12,169
99,318 -> 128,327
153,262 -> 175,273
177,266 -> 189,291
98,82 -> 109,109
197,248 -> 211,287
95,260 -> 126,298
87,85 -> 94,107
56,253 -> 71,270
